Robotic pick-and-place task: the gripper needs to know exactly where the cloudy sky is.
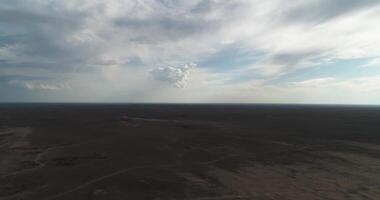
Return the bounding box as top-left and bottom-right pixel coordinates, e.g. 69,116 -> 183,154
1,0 -> 380,104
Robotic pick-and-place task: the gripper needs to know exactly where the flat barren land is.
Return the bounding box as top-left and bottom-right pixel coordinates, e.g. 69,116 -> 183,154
1,104 -> 380,200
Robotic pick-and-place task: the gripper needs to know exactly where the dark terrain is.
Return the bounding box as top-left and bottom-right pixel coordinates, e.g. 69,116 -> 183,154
0,104 -> 380,200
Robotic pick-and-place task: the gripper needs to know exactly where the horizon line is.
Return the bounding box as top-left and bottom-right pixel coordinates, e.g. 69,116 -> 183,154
1,102 -> 380,107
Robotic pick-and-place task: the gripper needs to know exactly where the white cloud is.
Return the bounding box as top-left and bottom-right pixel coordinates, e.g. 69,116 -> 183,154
291,77 -> 337,88
291,76 -> 380,92
150,63 -> 196,88
0,44 -> 20,61
8,80 -> 71,91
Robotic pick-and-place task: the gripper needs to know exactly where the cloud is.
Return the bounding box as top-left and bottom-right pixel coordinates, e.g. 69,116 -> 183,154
291,77 -> 337,88
8,80 -> 71,90
291,76 -> 380,92
363,57 -> 380,68
283,0 -> 379,23
150,63 -> 196,88
2,0 -> 380,75
201,75 -> 380,104
95,59 -> 119,66
253,50 -> 325,77
1,0 -> 380,103
221,0 -> 380,76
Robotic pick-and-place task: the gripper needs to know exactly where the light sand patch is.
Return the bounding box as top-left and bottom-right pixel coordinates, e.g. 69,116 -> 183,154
7,128 -> 32,150
208,164 -> 348,200
332,140 -> 380,151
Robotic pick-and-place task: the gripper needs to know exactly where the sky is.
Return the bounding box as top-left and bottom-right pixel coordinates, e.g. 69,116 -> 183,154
1,0 -> 380,104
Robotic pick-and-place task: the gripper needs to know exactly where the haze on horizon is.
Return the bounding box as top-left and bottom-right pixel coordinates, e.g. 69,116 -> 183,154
1,0 -> 380,104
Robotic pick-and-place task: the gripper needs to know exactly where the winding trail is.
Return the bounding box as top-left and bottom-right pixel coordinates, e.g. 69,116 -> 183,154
42,154 -> 247,200
4,141 -> 95,178
39,140 -> 312,200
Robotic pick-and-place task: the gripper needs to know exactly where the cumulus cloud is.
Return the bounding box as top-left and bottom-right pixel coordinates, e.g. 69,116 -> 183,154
8,80 -> 71,91
150,63 -> 196,88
